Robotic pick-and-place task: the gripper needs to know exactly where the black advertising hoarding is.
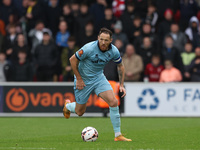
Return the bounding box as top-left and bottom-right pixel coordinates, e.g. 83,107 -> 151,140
2,84 -> 102,113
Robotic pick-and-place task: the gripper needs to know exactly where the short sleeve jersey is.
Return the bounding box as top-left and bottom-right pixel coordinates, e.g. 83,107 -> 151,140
75,40 -> 122,83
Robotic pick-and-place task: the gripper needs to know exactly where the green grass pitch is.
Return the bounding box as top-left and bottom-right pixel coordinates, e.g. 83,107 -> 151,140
0,117 -> 200,150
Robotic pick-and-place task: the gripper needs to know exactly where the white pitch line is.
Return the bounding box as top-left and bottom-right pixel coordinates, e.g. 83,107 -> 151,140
0,147 -> 56,150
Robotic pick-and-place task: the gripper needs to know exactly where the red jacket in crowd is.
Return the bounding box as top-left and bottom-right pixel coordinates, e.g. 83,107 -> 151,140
145,63 -> 164,82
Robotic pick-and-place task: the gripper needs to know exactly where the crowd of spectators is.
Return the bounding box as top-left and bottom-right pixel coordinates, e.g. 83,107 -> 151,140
0,0 -> 200,82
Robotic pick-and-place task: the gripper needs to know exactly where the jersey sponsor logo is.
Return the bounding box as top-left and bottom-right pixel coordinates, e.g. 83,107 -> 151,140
91,54 -> 109,64
78,50 -> 83,57
91,59 -> 108,63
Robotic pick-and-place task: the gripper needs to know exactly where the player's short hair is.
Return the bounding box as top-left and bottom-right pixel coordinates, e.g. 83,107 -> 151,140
98,28 -> 112,38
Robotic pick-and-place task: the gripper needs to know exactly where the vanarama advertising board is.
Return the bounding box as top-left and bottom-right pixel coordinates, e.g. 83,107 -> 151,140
2,83 -> 103,113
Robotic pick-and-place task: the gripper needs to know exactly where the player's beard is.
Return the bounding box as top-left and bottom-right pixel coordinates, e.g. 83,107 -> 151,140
100,44 -> 108,51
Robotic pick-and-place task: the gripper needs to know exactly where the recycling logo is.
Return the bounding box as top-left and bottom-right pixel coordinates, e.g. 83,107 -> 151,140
138,89 -> 159,110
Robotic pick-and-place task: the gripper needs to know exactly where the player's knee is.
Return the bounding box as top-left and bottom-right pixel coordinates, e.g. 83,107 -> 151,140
109,98 -> 118,107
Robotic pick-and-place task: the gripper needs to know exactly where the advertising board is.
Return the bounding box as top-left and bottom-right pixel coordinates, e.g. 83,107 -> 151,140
125,83 -> 200,116
2,83 -> 103,113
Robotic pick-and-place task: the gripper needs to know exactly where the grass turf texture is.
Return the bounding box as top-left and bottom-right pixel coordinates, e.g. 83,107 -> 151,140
0,117 -> 199,150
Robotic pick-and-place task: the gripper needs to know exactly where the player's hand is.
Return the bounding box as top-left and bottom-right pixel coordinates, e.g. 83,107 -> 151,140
76,78 -> 86,90
119,86 -> 126,98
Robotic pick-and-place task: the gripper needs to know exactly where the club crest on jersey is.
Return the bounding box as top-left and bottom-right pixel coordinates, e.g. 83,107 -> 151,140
78,50 -> 83,57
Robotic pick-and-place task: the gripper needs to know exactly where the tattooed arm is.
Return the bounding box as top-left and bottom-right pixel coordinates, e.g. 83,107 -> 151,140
117,61 -> 126,97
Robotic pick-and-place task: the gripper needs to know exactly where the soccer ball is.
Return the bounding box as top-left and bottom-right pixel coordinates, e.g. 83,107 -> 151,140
81,126 -> 98,142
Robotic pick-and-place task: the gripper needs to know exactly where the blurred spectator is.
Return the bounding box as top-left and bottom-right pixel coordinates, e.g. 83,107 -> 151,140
181,42 -> 195,69
133,0 -> 148,18
122,44 -> 143,81
159,60 -> 182,82
161,35 -> 184,73
144,55 -> 164,82
56,20 -> 70,49
145,4 -> 158,33
112,0 -> 125,18
134,23 -> 159,52
26,0 -> 44,32
34,30 -> 58,81
0,19 -> 6,36
78,22 -> 97,47
45,0 -> 62,37
137,37 -> 157,68
75,2 -> 93,37
156,0 -> 179,21
128,16 -> 142,43
185,47 -> 200,81
6,14 -> 21,32
13,0 -> 29,17
101,7 -> 116,32
60,3 -> 75,35
12,50 -> 33,81
180,0 -> 199,31
158,9 -> 173,43
112,20 -> 128,49
3,24 -> 17,59
71,1 -> 80,18
0,52 -> 12,81
113,39 -> 125,56
167,23 -> 187,53
89,0 -> 107,33
0,33 -> 3,51
0,0 -> 16,25
196,0 -> 200,6
120,2 -> 137,38
1,0 -> 200,83
28,20 -> 51,54
11,33 -> 30,62
185,16 -> 200,49
181,42 -> 195,81
61,36 -> 79,81
0,18 -> 5,50
12,0 -> 23,16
